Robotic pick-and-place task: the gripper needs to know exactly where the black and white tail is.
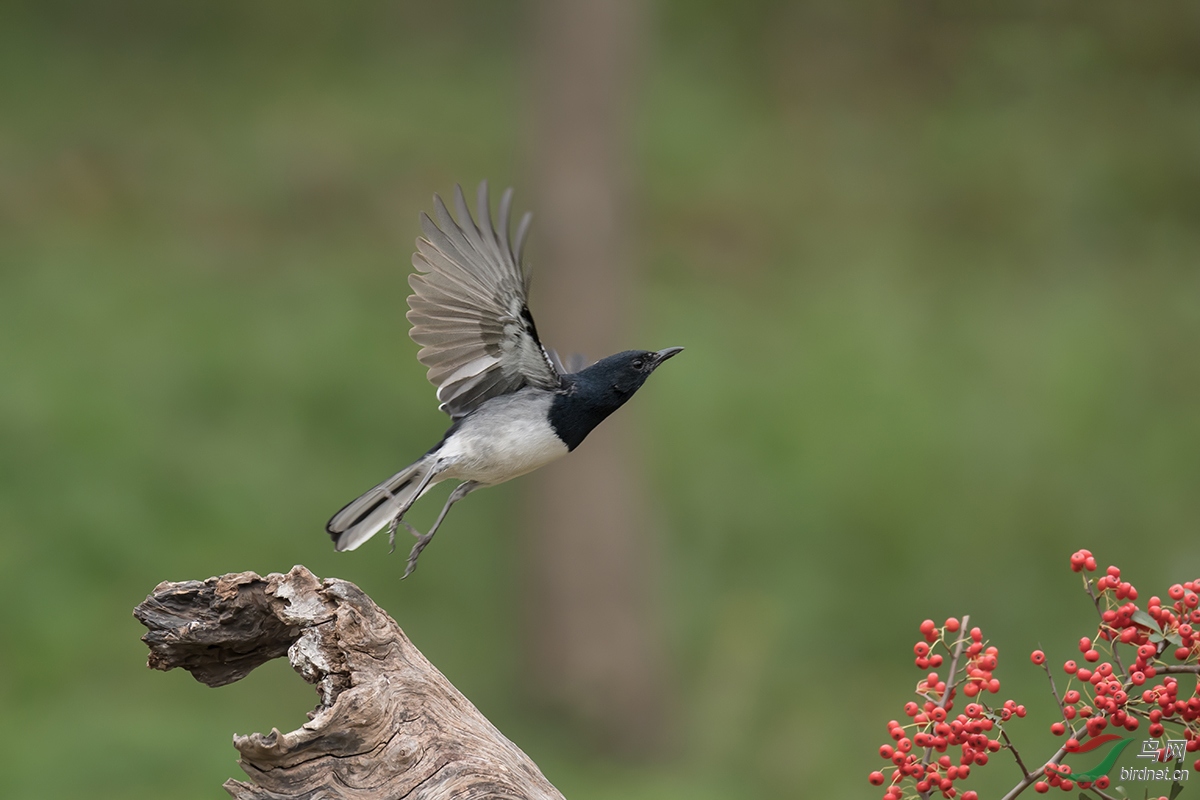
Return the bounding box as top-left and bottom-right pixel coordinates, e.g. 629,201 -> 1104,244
326,455 -> 440,552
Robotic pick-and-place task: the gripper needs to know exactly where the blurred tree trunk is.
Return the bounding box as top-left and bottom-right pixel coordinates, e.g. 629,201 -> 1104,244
522,0 -> 667,753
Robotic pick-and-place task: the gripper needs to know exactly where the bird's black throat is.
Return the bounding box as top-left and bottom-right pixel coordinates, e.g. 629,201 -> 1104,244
546,353 -> 660,450
546,385 -> 622,451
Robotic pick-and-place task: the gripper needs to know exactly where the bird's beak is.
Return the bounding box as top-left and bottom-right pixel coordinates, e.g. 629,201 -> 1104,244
652,346 -> 685,367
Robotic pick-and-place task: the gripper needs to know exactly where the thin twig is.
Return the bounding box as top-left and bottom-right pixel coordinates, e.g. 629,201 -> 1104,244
916,615 -> 970,800
999,744 -> 1068,800
1156,664 -> 1200,675
1084,576 -> 1127,679
999,726 -> 1033,780
1041,658 -> 1069,722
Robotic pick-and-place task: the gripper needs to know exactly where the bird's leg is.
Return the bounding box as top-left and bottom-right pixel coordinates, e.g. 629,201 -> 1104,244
381,459 -> 444,554
403,480 -> 481,579
386,518 -> 422,553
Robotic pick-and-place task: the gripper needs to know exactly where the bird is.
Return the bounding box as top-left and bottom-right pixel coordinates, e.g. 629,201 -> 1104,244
326,181 -> 683,578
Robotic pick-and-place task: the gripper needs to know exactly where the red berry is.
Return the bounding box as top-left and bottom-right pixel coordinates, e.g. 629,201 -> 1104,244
1170,584 -> 1186,600
880,744 -> 894,759
1050,722 -> 1065,735
1034,781 -> 1049,793
1031,650 -> 1046,665
1064,660 -> 1077,674
1084,649 -> 1100,663
1079,637 -> 1091,652
869,771 -> 885,786
945,617 -> 961,632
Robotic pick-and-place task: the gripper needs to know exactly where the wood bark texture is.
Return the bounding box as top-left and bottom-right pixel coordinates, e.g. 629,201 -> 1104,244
133,566 -> 565,800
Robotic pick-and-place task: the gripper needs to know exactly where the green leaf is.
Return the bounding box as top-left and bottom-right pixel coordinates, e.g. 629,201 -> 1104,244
1132,608 -> 1161,630
1169,757 -> 1186,799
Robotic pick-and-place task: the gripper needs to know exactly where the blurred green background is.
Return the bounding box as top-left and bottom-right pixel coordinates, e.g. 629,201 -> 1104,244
3,2 -> 1199,798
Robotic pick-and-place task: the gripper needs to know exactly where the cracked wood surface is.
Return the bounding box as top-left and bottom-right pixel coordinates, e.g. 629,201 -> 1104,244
134,566 -> 565,800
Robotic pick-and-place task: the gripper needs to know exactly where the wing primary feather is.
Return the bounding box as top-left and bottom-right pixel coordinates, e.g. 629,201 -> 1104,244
476,180 -> 506,268
432,193 -> 472,261
453,184 -> 475,239
497,187 -> 514,256
515,211 -> 533,270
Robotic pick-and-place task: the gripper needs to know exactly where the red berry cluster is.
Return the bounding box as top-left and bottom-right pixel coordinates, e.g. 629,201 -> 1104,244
876,552 -> 1200,798
871,618 -> 1025,799
1041,551 -> 1200,778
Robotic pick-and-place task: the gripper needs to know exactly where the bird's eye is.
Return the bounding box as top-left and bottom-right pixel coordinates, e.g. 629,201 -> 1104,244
631,358 -> 644,370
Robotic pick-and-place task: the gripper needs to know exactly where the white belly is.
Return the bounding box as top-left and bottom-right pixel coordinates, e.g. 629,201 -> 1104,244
436,390 -> 569,485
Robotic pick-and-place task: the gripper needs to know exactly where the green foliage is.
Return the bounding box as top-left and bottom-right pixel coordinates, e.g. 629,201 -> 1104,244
2,2 -> 1199,798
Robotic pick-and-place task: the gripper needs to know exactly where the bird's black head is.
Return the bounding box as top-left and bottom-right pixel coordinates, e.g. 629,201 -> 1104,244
549,346 -> 684,450
580,347 -> 685,401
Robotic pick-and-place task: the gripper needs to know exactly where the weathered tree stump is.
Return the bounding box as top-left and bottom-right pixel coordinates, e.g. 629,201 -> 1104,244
134,566 -> 565,800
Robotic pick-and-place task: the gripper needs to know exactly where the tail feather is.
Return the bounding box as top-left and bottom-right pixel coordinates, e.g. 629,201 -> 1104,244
327,456 -> 440,552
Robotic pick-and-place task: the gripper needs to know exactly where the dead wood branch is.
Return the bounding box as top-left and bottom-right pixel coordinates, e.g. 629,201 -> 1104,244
134,566 -> 565,800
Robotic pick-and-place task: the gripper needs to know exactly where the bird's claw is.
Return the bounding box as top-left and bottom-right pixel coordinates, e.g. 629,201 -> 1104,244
402,532 -> 436,580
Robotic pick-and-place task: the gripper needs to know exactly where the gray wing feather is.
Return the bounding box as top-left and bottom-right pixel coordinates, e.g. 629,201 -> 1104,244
407,181 -> 562,420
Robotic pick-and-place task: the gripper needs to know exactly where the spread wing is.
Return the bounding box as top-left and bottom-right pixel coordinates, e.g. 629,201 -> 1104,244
407,182 -> 563,420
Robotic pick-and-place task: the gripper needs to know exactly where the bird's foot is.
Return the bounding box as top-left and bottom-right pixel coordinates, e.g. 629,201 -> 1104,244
386,516 -> 421,554
402,531 -> 436,580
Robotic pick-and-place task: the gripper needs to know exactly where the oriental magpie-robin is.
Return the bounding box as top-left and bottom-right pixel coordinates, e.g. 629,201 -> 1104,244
327,182 -> 682,577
